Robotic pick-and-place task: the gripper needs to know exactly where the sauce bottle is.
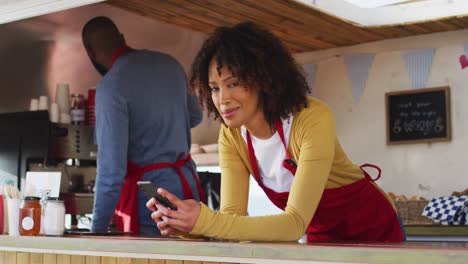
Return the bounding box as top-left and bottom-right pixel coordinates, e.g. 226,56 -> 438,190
19,196 -> 41,236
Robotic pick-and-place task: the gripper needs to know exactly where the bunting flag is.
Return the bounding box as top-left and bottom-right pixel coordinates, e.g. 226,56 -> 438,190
402,49 -> 434,89
461,44 -> 468,70
343,54 -> 374,105
302,63 -> 316,95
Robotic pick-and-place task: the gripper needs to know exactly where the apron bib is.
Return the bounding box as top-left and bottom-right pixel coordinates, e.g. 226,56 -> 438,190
246,120 -> 404,242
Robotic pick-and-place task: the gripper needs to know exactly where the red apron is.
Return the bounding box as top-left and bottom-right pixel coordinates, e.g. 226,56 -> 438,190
114,153 -> 206,234
246,120 -> 404,242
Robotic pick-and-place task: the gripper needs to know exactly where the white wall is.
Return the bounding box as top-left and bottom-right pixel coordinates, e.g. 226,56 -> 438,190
295,29 -> 468,198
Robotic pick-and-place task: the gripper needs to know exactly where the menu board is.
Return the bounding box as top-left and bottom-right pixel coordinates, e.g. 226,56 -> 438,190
385,86 -> 451,144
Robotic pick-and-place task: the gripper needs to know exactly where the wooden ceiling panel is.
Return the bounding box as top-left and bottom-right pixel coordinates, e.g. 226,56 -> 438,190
107,0 -> 468,53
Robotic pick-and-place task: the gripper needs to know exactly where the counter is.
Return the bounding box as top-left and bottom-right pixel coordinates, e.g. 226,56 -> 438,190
0,235 -> 467,264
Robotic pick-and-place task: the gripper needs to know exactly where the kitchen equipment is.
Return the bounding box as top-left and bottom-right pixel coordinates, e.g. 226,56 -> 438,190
48,124 -> 97,160
0,111 -> 49,189
0,111 -> 97,231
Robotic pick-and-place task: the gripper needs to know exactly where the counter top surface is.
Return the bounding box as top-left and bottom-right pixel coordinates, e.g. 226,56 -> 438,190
0,235 -> 467,263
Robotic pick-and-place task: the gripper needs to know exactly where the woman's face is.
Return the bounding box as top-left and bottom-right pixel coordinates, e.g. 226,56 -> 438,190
208,59 -> 263,129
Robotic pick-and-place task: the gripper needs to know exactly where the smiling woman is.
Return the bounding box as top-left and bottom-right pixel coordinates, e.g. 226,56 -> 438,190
146,22 -> 405,243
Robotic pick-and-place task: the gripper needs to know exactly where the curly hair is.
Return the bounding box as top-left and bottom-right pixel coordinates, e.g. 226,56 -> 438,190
189,22 -> 310,128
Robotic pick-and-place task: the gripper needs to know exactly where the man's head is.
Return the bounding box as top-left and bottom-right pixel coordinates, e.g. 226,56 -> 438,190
82,16 -> 125,75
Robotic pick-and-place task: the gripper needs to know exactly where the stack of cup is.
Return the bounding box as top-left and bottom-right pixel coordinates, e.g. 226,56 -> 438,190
29,99 -> 39,111
7,198 -> 20,236
56,83 -> 71,124
85,88 -> 96,126
60,113 -> 71,124
38,96 -> 48,111
50,103 -> 59,123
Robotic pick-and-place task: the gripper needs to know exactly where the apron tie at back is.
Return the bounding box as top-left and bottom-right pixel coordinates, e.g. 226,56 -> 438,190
360,163 -> 382,182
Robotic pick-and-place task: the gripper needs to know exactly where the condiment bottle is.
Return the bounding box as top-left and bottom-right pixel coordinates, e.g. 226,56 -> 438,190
43,198 -> 65,236
19,196 -> 41,236
70,94 -> 85,125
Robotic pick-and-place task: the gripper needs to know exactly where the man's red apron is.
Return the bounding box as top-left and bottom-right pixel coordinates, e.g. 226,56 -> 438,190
114,153 -> 206,234
246,120 -> 404,242
108,46 -> 205,234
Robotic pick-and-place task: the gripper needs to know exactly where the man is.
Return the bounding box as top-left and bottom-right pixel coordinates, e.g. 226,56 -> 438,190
81,16 -> 204,235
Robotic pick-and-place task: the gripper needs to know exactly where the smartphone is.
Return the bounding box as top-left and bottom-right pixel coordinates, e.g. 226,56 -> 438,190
137,181 -> 177,210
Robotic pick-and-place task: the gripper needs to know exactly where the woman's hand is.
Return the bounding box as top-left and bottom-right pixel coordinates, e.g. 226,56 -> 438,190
146,188 -> 202,235
146,204 -> 178,236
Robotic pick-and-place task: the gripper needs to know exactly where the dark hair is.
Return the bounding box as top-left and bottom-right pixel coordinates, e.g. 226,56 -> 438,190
189,22 -> 310,127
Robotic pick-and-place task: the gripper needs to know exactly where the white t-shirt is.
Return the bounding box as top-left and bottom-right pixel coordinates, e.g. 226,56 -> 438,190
241,117 -> 294,192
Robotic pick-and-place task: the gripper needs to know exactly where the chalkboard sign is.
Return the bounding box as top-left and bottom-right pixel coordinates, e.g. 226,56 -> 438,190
385,86 -> 451,144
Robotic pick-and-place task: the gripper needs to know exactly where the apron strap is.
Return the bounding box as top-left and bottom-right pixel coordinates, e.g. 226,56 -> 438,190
276,120 -> 297,175
276,119 -> 291,160
140,153 -> 206,202
110,45 -> 130,68
185,154 -> 206,203
359,163 -> 382,182
246,131 -> 262,183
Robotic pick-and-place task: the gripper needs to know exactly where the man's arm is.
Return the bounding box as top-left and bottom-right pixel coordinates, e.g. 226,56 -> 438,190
92,84 -> 129,232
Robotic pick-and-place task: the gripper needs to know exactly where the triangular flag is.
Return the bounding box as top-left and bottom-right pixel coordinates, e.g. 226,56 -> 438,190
343,54 -> 374,105
302,64 -> 316,95
402,49 -> 434,89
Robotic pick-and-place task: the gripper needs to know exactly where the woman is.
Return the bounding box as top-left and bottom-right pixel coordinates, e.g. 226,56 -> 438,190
147,22 -> 404,242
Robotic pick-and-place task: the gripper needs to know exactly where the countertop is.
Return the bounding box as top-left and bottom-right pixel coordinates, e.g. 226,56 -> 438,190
0,235 -> 467,264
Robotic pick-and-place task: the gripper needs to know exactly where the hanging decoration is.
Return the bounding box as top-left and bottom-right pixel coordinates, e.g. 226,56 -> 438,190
402,49 -> 434,89
343,54 -> 374,105
302,63 -> 316,95
459,43 -> 468,70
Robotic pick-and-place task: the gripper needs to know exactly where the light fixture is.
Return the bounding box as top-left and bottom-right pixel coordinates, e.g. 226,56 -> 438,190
296,0 -> 468,26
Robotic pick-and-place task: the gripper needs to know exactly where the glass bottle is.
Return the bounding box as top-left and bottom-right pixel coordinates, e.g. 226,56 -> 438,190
70,94 -> 85,125
43,198 -> 65,236
19,196 -> 41,236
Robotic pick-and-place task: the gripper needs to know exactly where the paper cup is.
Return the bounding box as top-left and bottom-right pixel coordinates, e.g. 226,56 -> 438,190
60,113 -> 71,124
56,83 -> 70,114
7,199 -> 21,236
29,99 -> 39,111
39,96 -> 48,110
50,103 -> 59,123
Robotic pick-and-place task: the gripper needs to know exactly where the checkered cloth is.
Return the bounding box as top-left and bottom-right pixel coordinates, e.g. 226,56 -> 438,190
422,195 -> 468,225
